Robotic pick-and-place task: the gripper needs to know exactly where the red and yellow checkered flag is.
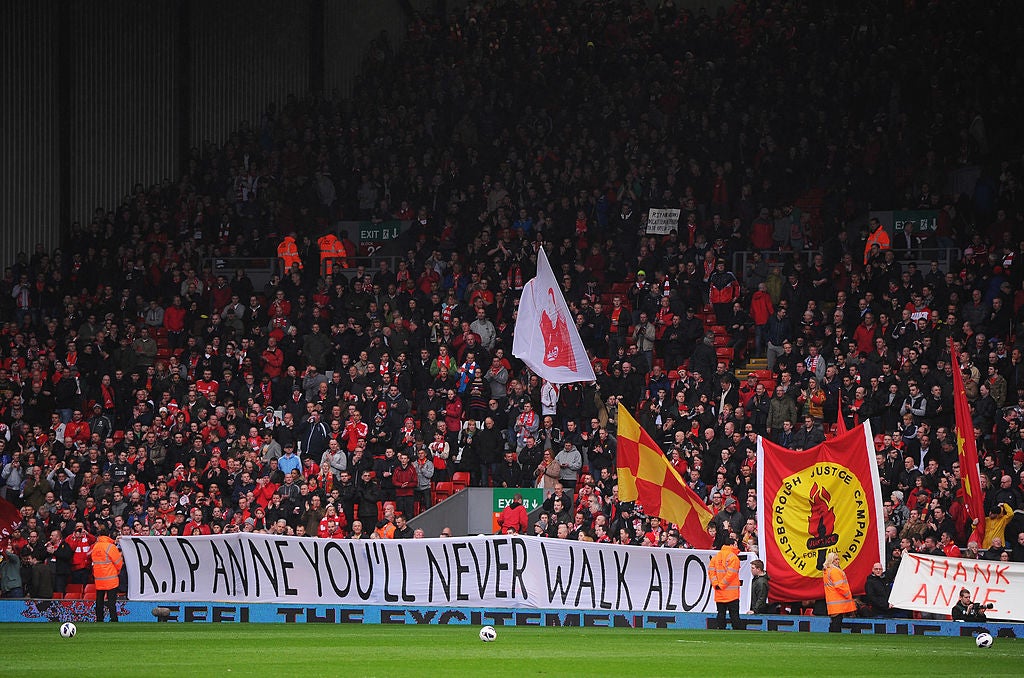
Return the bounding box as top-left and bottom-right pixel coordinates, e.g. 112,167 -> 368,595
617,406 -> 713,548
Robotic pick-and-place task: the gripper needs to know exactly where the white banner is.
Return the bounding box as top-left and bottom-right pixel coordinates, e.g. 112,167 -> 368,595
646,208 -> 681,235
121,534 -> 751,613
889,552 -> 1023,621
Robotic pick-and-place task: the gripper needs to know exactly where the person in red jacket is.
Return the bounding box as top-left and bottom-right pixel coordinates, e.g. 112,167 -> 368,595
750,208 -> 774,250
182,507 -> 211,535
852,312 -> 880,356
497,493 -> 530,534
163,296 -> 187,349
392,451 -> 418,519
708,259 -> 740,323
65,522 -> 96,585
260,338 -> 284,380
252,474 -> 279,509
63,410 -> 91,449
750,282 -> 775,356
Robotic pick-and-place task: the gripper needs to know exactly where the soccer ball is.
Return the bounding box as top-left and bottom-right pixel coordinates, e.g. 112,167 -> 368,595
479,625 -> 497,642
60,622 -> 77,638
975,632 -> 993,648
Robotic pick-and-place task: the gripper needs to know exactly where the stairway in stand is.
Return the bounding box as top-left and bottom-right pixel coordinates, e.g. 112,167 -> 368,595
734,356 -> 768,381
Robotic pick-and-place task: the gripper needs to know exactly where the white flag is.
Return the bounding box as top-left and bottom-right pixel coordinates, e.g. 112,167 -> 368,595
513,248 -> 596,384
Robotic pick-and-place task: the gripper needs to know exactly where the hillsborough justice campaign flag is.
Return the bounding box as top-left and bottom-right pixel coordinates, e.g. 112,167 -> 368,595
0,496 -> 22,554
949,340 -> 985,540
513,247 -> 595,384
617,406 -> 713,549
756,422 -> 885,602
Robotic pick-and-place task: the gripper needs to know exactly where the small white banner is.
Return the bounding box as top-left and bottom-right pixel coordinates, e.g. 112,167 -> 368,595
121,533 -> 751,612
889,552 -> 1022,621
646,208 -> 681,235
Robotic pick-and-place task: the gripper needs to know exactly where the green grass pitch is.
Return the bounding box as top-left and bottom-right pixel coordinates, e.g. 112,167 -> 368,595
2,625 -> 1019,676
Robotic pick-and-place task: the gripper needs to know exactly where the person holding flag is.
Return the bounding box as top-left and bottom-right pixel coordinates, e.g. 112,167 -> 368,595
948,338 -> 986,544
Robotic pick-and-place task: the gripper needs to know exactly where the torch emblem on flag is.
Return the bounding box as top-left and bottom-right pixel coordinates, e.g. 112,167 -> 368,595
807,483 -> 839,570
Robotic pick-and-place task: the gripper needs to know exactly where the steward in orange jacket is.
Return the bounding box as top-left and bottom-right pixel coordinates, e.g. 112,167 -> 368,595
317,232 -> 348,274
823,551 -> 856,632
277,235 -> 302,272
708,538 -> 742,629
864,218 -> 890,264
90,527 -> 123,622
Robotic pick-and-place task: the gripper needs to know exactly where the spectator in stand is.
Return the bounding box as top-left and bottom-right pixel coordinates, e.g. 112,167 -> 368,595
861,562 -> 895,617
391,451 -> 417,520
497,493 -> 530,535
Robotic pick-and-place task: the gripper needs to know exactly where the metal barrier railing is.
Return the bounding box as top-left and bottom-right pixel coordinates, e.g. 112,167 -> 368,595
730,247 -> 961,286
204,254 -> 410,291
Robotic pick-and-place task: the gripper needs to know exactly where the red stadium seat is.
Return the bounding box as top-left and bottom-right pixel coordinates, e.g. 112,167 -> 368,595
432,481 -> 454,504
451,472 -> 470,492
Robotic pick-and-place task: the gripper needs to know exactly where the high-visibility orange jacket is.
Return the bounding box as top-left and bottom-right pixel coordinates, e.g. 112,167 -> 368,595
90,536 -> 123,591
277,236 -> 302,270
374,522 -> 396,540
317,233 -> 348,273
864,226 -> 891,264
823,563 -> 857,615
708,544 -> 741,603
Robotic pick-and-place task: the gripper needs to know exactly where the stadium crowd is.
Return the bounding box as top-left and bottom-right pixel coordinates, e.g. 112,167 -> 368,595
3,0 -> 1024,612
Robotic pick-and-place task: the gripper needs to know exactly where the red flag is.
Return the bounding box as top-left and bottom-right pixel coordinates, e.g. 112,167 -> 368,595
949,340 -> 985,542
835,393 -> 848,435
617,407 -> 713,549
756,422 -> 885,601
0,496 -> 22,554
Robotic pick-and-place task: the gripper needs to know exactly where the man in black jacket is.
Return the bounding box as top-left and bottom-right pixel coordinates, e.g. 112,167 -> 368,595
494,450 -> 525,489
952,588 -> 989,621
689,333 -> 717,383
474,416 -> 505,487
862,562 -> 894,617
356,469 -> 382,529
542,484 -> 573,513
